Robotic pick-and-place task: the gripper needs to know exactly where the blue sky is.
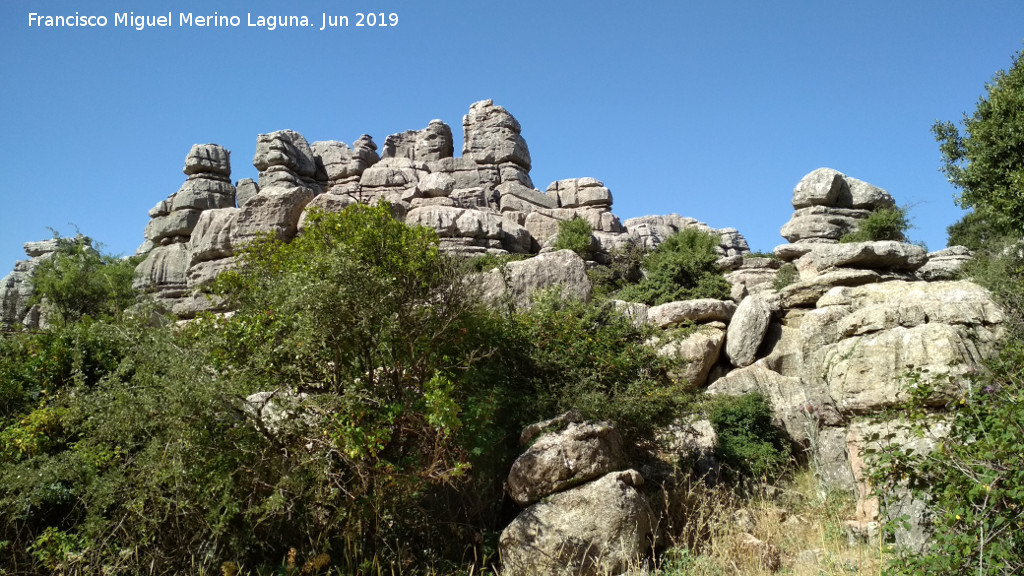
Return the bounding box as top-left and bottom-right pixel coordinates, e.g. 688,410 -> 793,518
2,1 -> 1023,273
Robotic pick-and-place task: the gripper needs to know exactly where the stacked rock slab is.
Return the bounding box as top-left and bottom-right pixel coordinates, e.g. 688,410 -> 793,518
0,237 -> 92,329
134,144 -> 236,308
500,412 -> 655,576
699,169 -> 1002,550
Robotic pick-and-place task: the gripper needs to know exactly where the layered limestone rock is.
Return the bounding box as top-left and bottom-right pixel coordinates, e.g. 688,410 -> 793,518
624,214 -> 750,270
500,414 -> 654,576
135,144 -> 237,307
312,135 -> 379,195
779,168 -> 895,246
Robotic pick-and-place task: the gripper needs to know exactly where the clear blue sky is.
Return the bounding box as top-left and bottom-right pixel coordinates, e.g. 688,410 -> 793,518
2,1 -> 1023,272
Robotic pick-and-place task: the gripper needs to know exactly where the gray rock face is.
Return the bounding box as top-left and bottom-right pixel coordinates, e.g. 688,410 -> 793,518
707,364 -> 842,444
725,293 -> 776,367
232,186 -> 315,244
235,178 -> 260,207
794,241 -> 927,278
1,238 -> 92,328
548,178 -> 613,209
312,135 -> 379,194
781,206 -> 871,243
778,269 -> 881,308
801,280 -> 1003,414
496,181 -> 558,213
184,143 -> 231,177
133,243 -> 190,297
657,325 -> 726,388
624,214 -> 750,258
792,168 -> 845,209
917,245 -> 972,281
382,120 -> 454,164
477,250 -> 592,309
188,208 -> 239,265
499,470 -> 654,576
253,130 -> 317,177
405,206 -> 530,253
462,99 -> 531,169
647,299 -> 736,328
507,421 -> 626,506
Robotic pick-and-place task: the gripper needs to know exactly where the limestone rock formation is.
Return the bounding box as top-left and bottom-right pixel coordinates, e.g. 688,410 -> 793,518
780,168 -> 895,247
500,469 -> 655,576
477,249 -> 592,309
507,420 -> 626,506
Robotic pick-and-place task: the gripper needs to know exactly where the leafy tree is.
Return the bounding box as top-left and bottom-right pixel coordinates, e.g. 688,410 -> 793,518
29,235 -> 140,325
935,47 -> 1024,245
616,228 -> 730,305
947,207 -> 1016,251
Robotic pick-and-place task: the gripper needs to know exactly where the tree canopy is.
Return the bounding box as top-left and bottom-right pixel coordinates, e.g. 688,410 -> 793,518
936,47 -> 1024,247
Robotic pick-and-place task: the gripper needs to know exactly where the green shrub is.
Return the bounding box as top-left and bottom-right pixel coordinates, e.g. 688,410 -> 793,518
29,235 -> 141,326
616,228 -> 730,305
513,293 -> 688,441
772,262 -> 798,291
709,393 -> 791,483
588,243 -> 646,298
552,218 -> 595,259
839,206 -> 911,243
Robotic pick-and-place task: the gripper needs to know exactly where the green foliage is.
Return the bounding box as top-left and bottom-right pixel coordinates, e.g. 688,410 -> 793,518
709,393 -> 791,483
588,243 -> 646,298
461,252 -> 528,273
865,353 -> 1024,574
772,263 -> 798,291
616,228 -> 730,305
513,293 -> 688,441
935,47 -> 1024,243
29,235 -> 141,325
839,206 -> 912,243
552,218 -> 595,260
947,207 -> 1016,251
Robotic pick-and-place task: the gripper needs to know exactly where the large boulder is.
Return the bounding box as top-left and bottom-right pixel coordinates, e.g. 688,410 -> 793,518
801,281 -> 1004,414
499,470 -> 655,576
793,241 -> 927,278
647,299 -> 736,328
507,421 -> 626,506
231,186 -> 315,244
477,250 -> 592,309
656,325 -> 727,388
725,293 -> 776,367
917,246 -> 972,281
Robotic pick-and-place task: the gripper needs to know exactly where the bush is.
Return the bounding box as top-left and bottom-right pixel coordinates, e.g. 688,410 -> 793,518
839,205 -> 911,243
29,235 -> 141,326
616,228 -> 730,305
772,263 -> 798,291
552,218 -> 595,260
709,393 -> 791,483
513,293 -> 688,442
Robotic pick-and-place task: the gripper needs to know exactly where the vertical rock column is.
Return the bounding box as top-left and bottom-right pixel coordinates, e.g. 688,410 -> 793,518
134,144 -> 235,305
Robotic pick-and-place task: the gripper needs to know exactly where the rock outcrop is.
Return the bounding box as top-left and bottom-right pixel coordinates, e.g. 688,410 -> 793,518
500,414 -> 654,576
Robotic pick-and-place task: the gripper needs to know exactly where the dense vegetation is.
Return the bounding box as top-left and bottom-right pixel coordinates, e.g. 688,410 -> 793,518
0,205 -> 753,575
839,206 -> 912,243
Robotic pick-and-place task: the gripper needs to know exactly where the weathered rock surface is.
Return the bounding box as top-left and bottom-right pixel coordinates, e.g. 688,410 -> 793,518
463,99 -> 531,170
647,299 -> 736,328
917,245 -> 972,281
657,325 -> 727,388
232,186 -> 315,244
405,206 -> 530,253
548,178 -> 613,209
499,470 -> 654,576
725,293 -> 776,367
507,421 -> 626,506
794,241 -> 927,278
477,250 -> 592,308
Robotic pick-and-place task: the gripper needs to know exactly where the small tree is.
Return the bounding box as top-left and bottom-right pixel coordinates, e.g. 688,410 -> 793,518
552,217 -> 595,260
840,205 -> 912,243
936,47 -> 1024,246
29,236 -> 140,325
